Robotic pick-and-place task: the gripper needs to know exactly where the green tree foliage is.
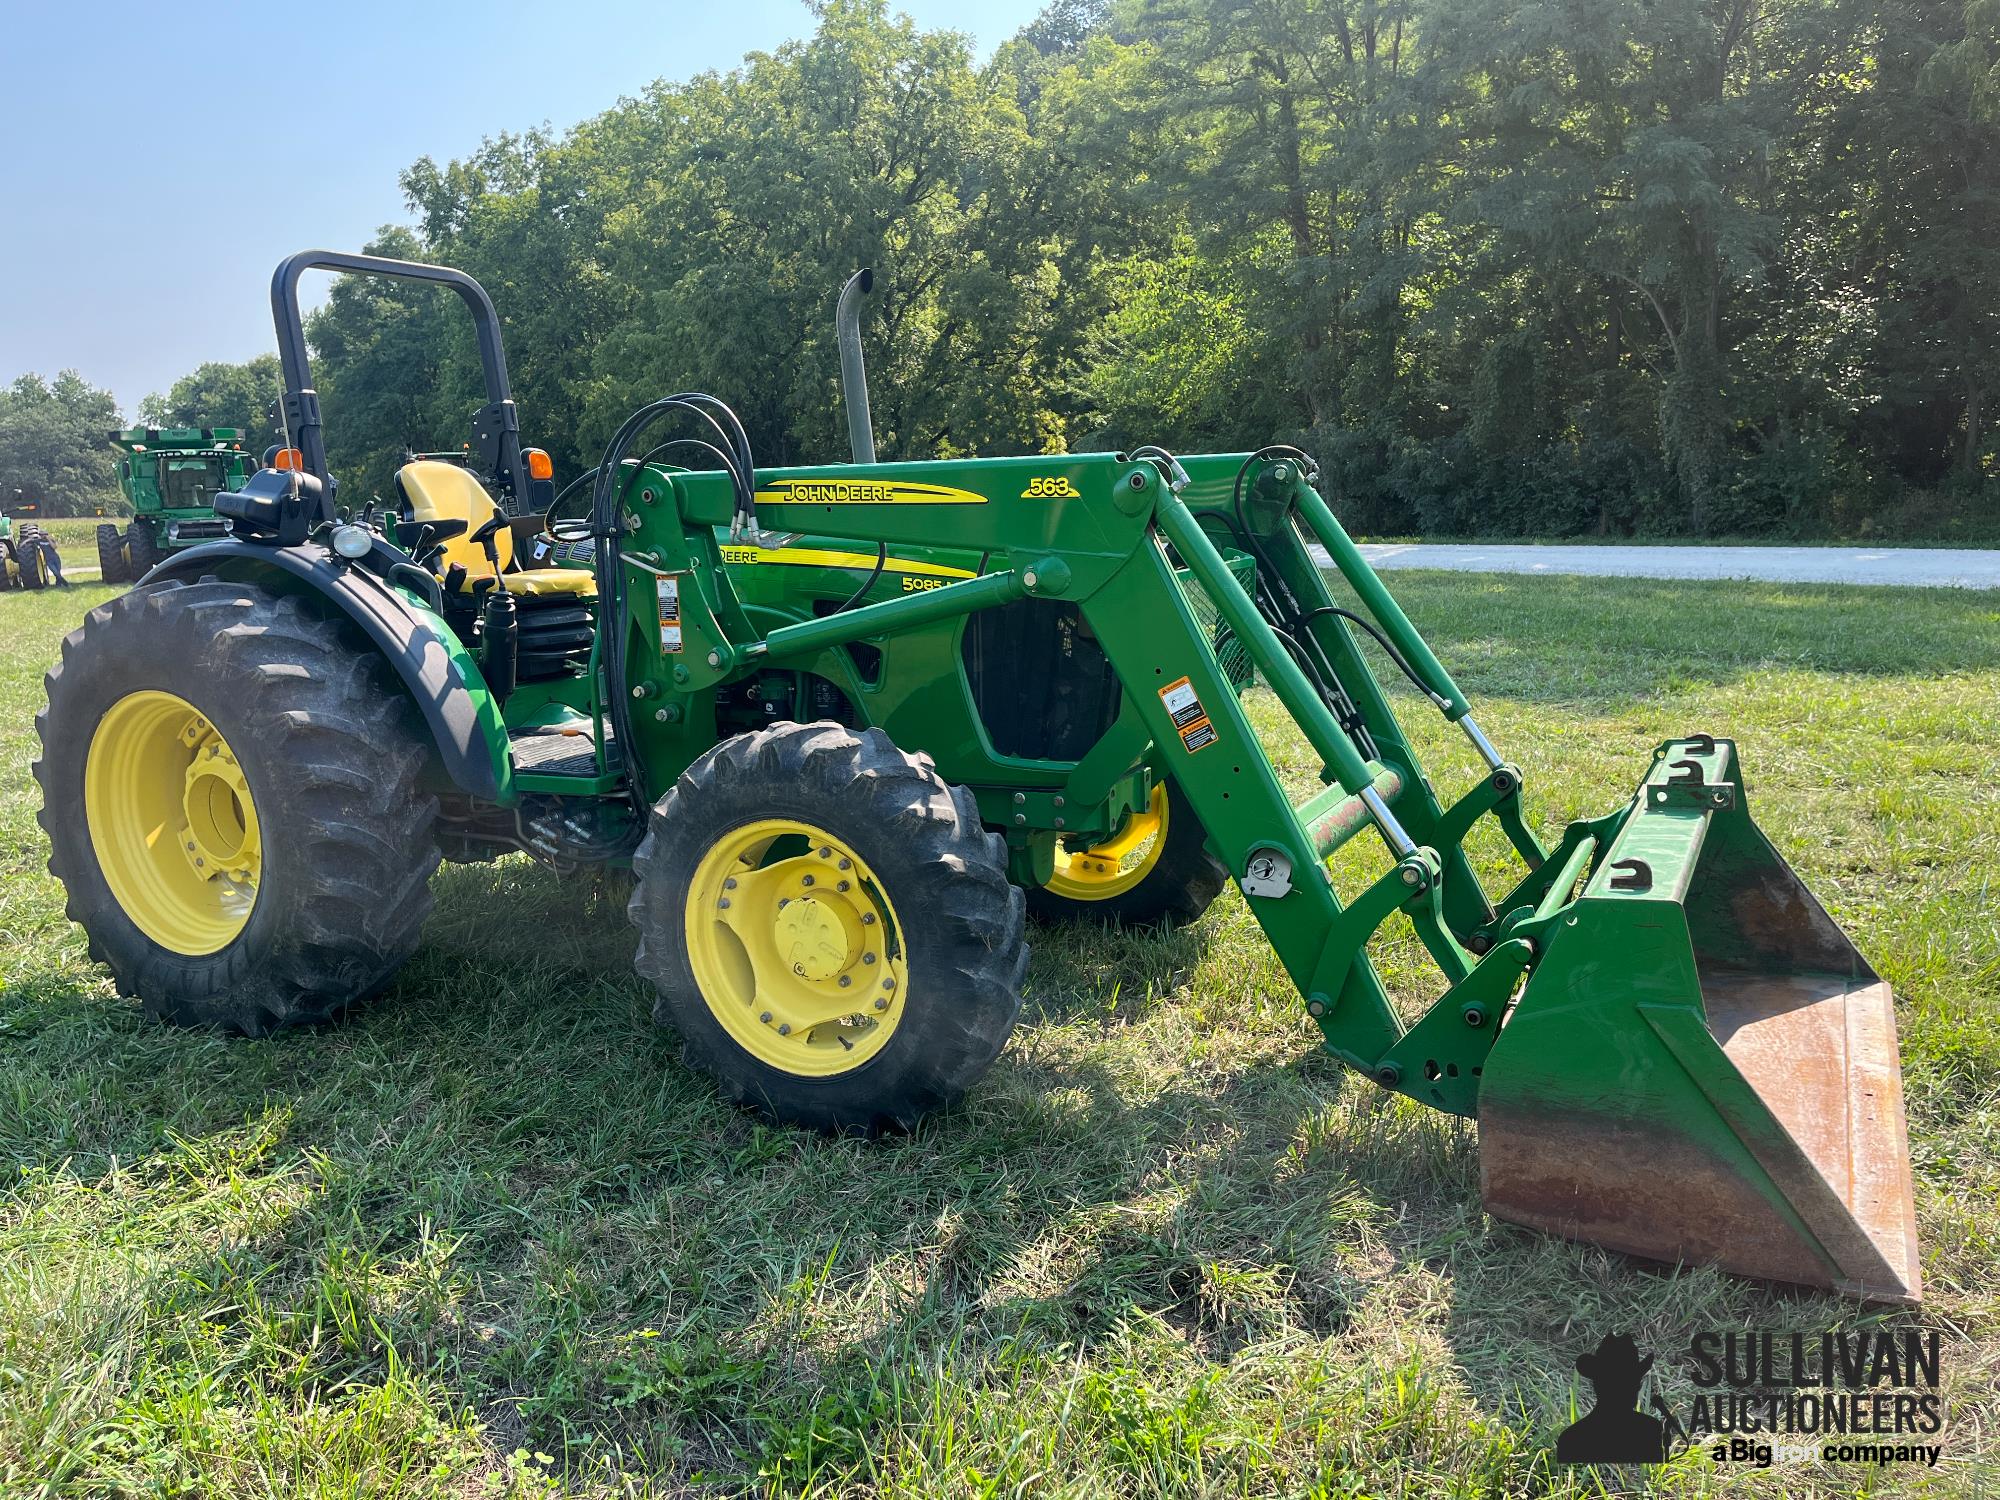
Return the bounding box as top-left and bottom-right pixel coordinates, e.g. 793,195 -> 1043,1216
143,0 -> 2000,538
0,372 -> 121,516
137,354 -> 284,446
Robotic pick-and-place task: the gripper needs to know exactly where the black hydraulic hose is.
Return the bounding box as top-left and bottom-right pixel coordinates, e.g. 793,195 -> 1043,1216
591,405 -> 713,805
1295,605 -> 1442,703
550,437 -> 742,538
1230,444 -> 1315,616
831,543 -> 888,614
589,392 -> 763,809
1198,492 -> 1381,757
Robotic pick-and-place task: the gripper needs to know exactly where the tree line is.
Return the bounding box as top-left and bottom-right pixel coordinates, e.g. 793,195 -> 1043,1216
12,0 -> 1997,536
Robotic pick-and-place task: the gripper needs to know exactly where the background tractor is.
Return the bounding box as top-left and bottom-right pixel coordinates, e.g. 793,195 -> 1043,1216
36,250 -> 1922,1307
98,427 -> 256,583
1,502 -> 49,590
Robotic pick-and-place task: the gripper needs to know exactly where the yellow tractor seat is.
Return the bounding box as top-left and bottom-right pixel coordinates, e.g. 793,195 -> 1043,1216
509,568 -> 597,597
395,460 -> 595,597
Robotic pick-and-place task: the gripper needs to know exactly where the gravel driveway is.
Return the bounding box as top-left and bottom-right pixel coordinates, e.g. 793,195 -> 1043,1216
1335,543 -> 2000,589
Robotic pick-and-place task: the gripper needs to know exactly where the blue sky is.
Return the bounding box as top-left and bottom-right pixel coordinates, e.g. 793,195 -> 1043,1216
0,0 -> 1042,417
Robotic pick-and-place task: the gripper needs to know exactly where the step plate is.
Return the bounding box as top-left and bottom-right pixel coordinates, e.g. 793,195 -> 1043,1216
509,724 -> 613,777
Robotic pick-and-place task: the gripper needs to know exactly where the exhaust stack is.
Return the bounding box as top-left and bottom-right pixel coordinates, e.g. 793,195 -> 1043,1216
836,268 -> 877,465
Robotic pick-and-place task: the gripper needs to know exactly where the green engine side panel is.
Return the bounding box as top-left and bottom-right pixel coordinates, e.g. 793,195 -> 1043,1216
612,455 -> 1162,836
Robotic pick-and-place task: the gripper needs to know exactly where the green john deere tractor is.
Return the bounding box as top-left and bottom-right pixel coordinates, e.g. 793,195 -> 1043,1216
1,501 -> 49,590
98,427 -> 256,582
36,251 -> 1921,1304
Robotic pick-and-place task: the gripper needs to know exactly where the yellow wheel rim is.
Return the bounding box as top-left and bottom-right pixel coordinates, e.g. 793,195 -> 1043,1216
684,819 -> 910,1077
84,690 -> 263,956
1045,782 -> 1168,902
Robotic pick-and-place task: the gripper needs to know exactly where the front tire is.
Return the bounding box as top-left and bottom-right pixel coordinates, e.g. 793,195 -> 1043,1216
18,543 -> 45,590
630,721 -> 1027,1133
35,577 -> 441,1032
97,523 -> 131,584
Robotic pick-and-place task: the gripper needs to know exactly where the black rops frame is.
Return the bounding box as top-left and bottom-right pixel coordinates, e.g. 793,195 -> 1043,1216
269,249 -> 531,520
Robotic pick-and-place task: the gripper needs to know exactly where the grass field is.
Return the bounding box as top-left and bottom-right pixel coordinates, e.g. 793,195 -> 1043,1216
1,574 -> 1995,1497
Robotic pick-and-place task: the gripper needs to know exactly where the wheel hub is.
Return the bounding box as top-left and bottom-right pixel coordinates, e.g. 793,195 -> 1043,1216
775,895 -> 855,981
85,691 -> 263,955
180,730 -> 260,885
684,821 -> 910,1076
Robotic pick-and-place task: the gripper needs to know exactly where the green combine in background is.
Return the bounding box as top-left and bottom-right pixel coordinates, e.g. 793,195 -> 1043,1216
99,428 -> 257,582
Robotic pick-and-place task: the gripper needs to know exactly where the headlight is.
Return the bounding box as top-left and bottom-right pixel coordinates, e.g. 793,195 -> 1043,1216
331,524 -> 373,560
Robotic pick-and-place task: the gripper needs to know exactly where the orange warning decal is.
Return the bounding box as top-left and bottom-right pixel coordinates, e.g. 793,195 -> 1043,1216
1158,675 -> 1219,753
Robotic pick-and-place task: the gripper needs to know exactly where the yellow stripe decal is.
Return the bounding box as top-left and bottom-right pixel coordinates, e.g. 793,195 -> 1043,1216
755,478 -> 988,505
719,545 -> 975,580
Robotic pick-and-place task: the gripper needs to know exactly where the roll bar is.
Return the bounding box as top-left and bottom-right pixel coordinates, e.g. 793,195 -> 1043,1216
269,250 -> 529,517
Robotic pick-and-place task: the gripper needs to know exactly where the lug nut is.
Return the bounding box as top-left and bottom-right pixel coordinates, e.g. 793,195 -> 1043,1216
882,978 -> 896,991
818,846 -> 832,858
838,858 -> 851,871
718,897 -> 730,909
863,953 -> 876,964
838,976 -> 851,988
724,877 -> 737,889
836,879 -> 849,892
802,874 -> 814,886
873,998 -> 888,1011
778,1023 -> 791,1035
760,1011 -> 773,1023
860,912 -> 876,925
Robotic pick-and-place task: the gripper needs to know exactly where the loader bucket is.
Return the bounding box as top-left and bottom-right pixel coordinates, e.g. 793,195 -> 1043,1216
1477,739 -> 1920,1304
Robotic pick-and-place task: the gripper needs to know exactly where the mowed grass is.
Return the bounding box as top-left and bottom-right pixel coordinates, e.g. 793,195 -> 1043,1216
1,573 -> 1996,1498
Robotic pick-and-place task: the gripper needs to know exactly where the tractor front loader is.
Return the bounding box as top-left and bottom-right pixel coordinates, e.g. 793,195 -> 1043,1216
37,251 -> 1920,1304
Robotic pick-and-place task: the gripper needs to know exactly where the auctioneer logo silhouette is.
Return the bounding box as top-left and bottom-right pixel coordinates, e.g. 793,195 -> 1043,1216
1556,1334 -> 1681,1465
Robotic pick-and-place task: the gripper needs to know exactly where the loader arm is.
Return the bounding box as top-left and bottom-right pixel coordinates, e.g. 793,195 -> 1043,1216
622,446 -> 1919,1305
626,450 -> 1558,1095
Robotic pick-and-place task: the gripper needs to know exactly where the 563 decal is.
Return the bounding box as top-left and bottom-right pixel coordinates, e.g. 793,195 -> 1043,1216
1021,475 -> 1080,499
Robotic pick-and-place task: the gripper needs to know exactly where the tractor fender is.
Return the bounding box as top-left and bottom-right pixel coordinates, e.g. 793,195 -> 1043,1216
147,540 -> 511,803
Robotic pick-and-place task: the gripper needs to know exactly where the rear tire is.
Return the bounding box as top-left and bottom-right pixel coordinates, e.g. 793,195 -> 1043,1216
35,576 -> 441,1032
125,520 -> 162,578
630,721 -> 1027,1133
1025,778 -> 1227,930
18,543 -> 45,590
97,524 -> 131,585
